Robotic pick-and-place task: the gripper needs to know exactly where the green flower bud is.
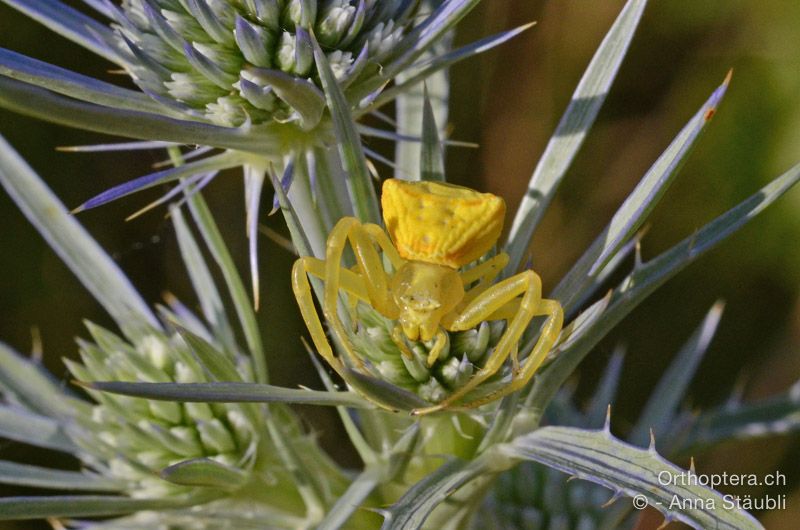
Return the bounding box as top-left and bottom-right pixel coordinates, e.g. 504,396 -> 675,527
148,399 -> 183,424
418,378 -> 449,403
282,0 -> 316,30
276,30 -> 313,76
197,419 -> 238,454
440,355 -> 474,389
170,426 -> 205,454
185,401 -> 215,422
400,346 -> 432,383
317,1 -> 357,46
452,321 -> 493,363
364,20 -> 404,57
376,359 -> 413,385
63,325 -> 268,498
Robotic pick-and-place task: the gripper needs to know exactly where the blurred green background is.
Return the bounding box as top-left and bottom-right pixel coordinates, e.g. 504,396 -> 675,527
1,1 -> 799,528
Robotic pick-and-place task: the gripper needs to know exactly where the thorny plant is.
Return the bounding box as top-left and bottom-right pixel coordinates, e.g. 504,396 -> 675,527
0,0 -> 799,529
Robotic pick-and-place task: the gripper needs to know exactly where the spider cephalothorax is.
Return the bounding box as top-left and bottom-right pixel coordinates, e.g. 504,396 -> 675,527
292,179 -> 563,415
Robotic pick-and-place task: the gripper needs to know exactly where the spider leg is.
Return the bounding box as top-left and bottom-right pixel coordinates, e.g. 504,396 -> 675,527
391,326 -> 414,359
426,328 -> 448,366
292,256 -> 370,374
325,218 -> 400,320
390,326 -> 447,366
346,264 -> 363,327
459,253 -> 509,305
413,270 -> 563,415
441,254 -> 510,330
321,217 -> 402,371
454,299 -> 562,409
362,223 -> 404,271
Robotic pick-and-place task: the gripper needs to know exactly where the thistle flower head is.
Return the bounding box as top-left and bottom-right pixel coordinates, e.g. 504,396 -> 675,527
351,305 -> 507,403
117,0 -> 415,127
65,326 -> 260,498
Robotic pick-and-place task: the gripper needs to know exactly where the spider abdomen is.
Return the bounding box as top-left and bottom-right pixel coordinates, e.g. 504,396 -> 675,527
381,179 -> 506,268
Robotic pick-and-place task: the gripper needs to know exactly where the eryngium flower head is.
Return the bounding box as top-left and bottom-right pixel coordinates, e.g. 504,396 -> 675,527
118,0 -> 415,127
352,305 -> 507,403
64,325 -> 261,497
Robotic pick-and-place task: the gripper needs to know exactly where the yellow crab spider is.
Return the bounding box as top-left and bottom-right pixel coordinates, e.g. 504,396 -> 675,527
292,178 -> 564,415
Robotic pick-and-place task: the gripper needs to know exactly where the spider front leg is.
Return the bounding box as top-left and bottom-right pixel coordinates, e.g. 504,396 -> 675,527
461,298 -> 562,408
413,270 -> 563,415
319,218 -> 401,371
391,325 -> 448,366
292,256 -> 370,373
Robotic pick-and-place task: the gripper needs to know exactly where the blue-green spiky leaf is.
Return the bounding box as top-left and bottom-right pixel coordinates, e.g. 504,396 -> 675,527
313,34 -> 380,223
677,382 -> 800,453
184,189 -> 267,383
0,0 -> 121,63
0,135 -> 159,339
0,342 -> 87,418
500,426 -> 763,530
629,302 -> 724,446
0,406 -> 77,453
506,0 -> 648,273
73,152 -> 245,213
419,86 -> 445,182
381,458 -> 488,530
527,162 -> 800,411
0,494 -> 215,520
82,381 -> 374,409
553,73 -> 730,311
0,48 -> 170,115
0,77 -> 298,154
171,207 -> 238,353
0,462 -> 123,492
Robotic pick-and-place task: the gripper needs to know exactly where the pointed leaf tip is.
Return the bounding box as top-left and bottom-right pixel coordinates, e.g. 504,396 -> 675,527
420,84 -> 445,182
75,153 -> 242,212
506,0 -> 650,273
600,491 -> 622,508
311,31 -> 380,223
557,71 -> 734,306
85,380 -> 373,408
703,70 -> 733,122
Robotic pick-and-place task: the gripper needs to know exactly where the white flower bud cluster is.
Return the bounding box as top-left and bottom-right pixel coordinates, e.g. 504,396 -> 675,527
65,326 -> 260,496
119,0 -> 421,126
350,306 -> 508,403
